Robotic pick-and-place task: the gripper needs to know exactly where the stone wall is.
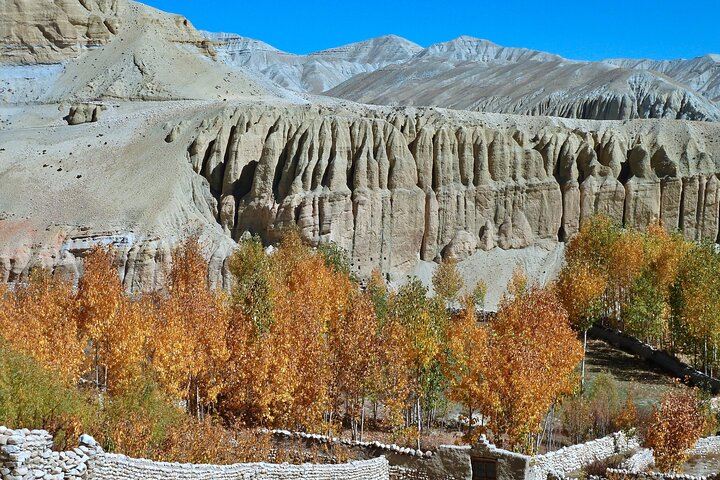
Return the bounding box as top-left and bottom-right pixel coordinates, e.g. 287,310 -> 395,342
90,454 -> 389,480
0,427 -> 389,480
614,436 -> 720,475
0,427 -> 101,480
689,436 -> 720,456
590,326 -> 720,394
619,448 -> 654,473
605,469 -> 719,480
272,429 -> 639,480
527,432 -> 640,480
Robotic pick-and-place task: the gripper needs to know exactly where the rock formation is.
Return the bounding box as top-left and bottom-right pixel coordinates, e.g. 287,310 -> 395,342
0,0 -> 283,104
2,0 -> 720,302
172,103 -> 720,280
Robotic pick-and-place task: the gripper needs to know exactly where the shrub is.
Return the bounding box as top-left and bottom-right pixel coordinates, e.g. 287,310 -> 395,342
0,343 -> 97,449
96,376 -> 185,457
643,386 -> 707,472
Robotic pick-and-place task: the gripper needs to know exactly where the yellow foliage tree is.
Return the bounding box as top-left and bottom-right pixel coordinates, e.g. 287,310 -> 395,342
152,238 -> 229,417
486,285 -> 583,454
432,258 -> 464,304
1,269 -> 84,383
443,295 -> 490,443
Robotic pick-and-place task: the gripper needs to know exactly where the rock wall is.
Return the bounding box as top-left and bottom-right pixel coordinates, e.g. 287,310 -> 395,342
589,326 -> 720,394
175,104 -> 720,280
0,0 -> 123,65
0,427 -> 389,480
0,427 -> 101,480
605,470 -> 719,480
527,432 -> 640,480
690,436 -> 720,456
90,454 -> 389,480
268,428 -> 639,480
3,101 -> 720,292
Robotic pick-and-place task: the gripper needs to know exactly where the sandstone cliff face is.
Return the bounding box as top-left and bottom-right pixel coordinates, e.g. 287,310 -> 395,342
172,104 -> 720,279
0,0 -> 214,65
1,101 -> 719,290
1,0 -> 123,65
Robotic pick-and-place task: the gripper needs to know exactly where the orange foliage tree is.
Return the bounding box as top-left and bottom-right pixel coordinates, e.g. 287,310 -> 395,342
76,246 -> 149,394
152,238 -> 229,417
644,386 -> 708,472
222,231 -> 356,432
329,293 -> 381,440
485,285 -> 583,454
0,269 -> 84,383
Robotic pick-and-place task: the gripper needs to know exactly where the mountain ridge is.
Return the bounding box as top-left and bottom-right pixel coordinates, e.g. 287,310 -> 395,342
207,31 -> 720,121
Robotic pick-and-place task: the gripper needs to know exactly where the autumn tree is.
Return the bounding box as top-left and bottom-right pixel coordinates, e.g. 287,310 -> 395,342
556,255 -> 606,388
76,246 -> 150,394
390,278 -> 448,446
432,258 -> 464,304
376,313 -> 413,437
223,230 -> 355,432
473,280 -> 488,311
329,293 -> 381,440
644,386 -> 708,472
76,246 -> 125,389
485,285 -> 583,454
152,238 -> 229,417
670,242 -> 720,374
1,269 -> 84,383
367,269 -> 389,324
228,234 -> 273,333
443,295 -> 490,443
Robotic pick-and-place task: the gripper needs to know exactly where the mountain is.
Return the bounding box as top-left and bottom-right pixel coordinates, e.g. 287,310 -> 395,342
413,36 -> 563,63
606,54 -> 720,103
0,0 -> 287,103
327,57 -> 720,121
206,32 -> 422,93
324,36 -> 720,121
2,0 -> 720,306
208,33 -> 720,122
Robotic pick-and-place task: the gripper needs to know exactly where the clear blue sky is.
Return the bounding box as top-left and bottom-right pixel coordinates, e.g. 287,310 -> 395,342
143,0 -> 720,60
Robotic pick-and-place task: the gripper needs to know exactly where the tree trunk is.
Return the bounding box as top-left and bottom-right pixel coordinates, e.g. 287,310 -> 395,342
416,398 -> 421,450
360,398 -> 365,442
581,330 -> 588,391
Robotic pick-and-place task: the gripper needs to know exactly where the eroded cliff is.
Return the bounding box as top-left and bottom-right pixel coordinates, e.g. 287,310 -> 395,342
171,103 -> 720,279
1,101 -> 719,292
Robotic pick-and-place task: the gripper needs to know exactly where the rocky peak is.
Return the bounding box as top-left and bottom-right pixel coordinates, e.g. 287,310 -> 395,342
309,35 -> 422,64
415,35 -> 564,63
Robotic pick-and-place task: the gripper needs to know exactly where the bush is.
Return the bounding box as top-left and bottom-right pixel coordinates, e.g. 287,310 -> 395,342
96,376 -> 186,457
0,343 -> 98,449
643,386 -> 707,472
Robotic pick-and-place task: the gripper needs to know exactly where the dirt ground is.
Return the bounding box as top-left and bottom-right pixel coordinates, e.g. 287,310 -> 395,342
584,339 -> 677,409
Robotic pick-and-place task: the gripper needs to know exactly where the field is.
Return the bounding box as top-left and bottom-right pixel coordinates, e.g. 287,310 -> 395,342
584,339 -> 676,409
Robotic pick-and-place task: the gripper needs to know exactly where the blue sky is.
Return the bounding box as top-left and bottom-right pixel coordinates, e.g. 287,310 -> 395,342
143,0 -> 720,60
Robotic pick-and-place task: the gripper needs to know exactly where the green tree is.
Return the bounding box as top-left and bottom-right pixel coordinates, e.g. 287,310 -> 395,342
229,234 -> 273,334
432,258 -> 464,304
391,278 -> 449,447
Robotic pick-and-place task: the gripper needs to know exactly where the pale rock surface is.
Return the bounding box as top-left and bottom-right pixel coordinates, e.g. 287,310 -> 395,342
3,100 -> 720,297
208,33 -> 720,121
2,0 -> 720,302
0,0 -> 289,104
608,54 -> 720,103
206,32 -> 422,94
